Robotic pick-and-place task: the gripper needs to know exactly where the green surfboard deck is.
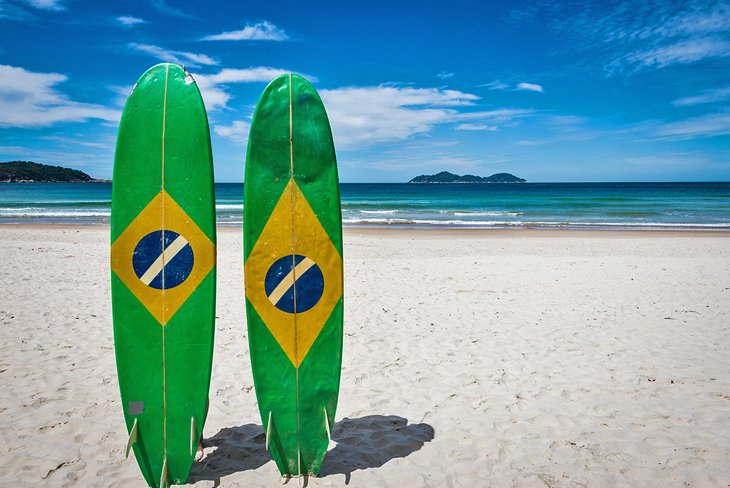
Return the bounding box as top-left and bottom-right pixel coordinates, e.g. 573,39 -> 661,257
111,63 -> 216,487
243,74 -> 343,477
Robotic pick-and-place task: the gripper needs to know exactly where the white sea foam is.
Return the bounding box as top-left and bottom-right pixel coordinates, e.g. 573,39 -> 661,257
549,221 -> 730,228
359,209 -> 398,215
342,218 -> 519,226
12,200 -> 112,205
341,217 -> 730,229
452,211 -> 523,217
0,209 -> 110,217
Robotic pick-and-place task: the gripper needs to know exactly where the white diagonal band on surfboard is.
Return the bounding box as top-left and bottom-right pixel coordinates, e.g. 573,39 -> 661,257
268,257 -> 315,307
139,234 -> 189,285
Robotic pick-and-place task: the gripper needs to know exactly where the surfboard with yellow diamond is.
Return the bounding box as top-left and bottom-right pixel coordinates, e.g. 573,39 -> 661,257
244,74 -> 343,477
111,63 -> 216,487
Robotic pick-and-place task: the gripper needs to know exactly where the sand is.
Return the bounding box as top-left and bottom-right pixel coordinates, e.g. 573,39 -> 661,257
0,226 -> 729,487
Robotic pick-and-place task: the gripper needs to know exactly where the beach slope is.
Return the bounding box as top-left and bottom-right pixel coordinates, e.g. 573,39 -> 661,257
0,227 -> 728,486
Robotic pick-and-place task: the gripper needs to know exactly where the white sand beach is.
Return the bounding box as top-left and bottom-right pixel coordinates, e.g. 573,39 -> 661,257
1,226 -> 729,487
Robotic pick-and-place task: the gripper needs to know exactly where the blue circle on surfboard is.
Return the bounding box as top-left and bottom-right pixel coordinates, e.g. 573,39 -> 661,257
265,254 -> 324,313
132,230 -> 194,290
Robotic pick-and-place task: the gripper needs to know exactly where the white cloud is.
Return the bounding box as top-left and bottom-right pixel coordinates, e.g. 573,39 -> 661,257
128,43 -> 219,68
549,114 -> 584,124
673,86 -> 730,106
437,71 -> 455,79
620,37 -> 730,69
202,67 -> 297,84
552,1 -> 730,73
214,120 -> 250,141
456,123 -> 498,131
117,15 -> 145,26
0,64 -> 119,127
21,0 -> 65,11
190,78 -> 230,112
319,86 -> 474,148
456,108 -> 534,122
203,21 -> 289,41
653,111 -> 730,140
480,81 -> 509,90
319,85 -> 531,148
1,0 -> 65,17
206,79 -> 533,147
41,135 -> 112,149
516,82 -> 544,93
515,139 -> 547,146
652,2 -> 730,38
191,67 -> 306,111
108,84 -> 136,107
150,0 -> 191,18
480,80 -> 544,93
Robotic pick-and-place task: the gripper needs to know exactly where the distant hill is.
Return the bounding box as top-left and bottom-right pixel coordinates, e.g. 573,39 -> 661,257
0,161 -> 106,182
408,171 -> 526,183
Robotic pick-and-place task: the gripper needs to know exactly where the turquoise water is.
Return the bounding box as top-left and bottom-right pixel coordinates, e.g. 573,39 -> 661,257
1,182 -> 729,230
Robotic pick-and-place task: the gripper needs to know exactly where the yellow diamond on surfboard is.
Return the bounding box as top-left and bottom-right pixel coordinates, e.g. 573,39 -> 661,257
111,189 -> 215,326
245,178 -> 343,367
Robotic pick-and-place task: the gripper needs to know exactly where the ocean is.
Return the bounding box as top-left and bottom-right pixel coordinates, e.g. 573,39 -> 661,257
1,182 -> 728,230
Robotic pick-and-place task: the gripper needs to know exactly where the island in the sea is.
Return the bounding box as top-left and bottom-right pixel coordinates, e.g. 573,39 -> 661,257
408,171 -> 526,183
0,161 -> 108,183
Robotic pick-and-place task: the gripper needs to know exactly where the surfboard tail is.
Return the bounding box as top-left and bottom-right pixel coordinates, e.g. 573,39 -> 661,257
261,410 -> 333,477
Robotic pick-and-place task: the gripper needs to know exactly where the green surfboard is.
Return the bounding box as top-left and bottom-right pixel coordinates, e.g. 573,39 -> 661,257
244,74 -> 343,477
111,63 -> 216,487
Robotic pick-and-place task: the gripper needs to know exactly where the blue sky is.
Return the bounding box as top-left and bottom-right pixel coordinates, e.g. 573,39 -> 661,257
1,0 -> 729,182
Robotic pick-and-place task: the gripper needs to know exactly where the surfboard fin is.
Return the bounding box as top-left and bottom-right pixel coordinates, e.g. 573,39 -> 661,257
324,407 -> 338,451
323,408 -> 331,440
265,411 -> 273,451
190,416 -> 197,456
159,456 -> 169,488
125,418 -> 138,458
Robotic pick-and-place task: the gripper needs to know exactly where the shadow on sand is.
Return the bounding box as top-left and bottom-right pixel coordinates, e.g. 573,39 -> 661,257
187,415 -> 434,485
187,423 -> 268,485
320,415 -> 435,484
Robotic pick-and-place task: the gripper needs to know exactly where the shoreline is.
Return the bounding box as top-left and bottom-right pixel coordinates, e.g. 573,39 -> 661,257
1,222 -> 729,238
3,181 -> 729,236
